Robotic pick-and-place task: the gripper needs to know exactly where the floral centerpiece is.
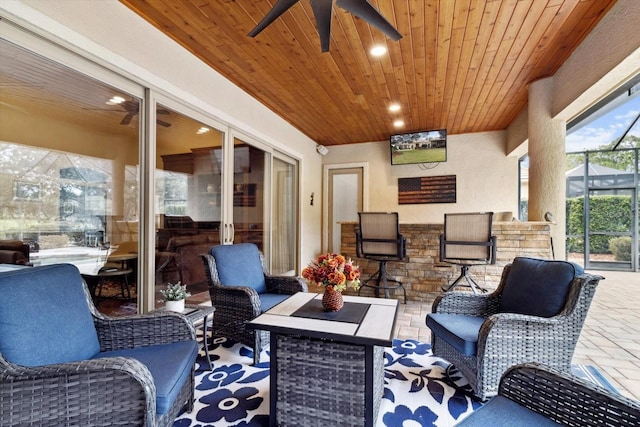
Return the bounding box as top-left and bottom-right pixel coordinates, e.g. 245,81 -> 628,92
161,281 -> 191,312
302,253 -> 360,311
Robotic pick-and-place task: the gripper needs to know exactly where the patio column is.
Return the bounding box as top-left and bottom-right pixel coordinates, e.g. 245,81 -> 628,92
528,77 -> 566,260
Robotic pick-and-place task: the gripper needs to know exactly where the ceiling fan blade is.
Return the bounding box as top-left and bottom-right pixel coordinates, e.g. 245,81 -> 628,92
120,112 -> 135,125
122,100 -> 139,113
310,0 -> 333,52
336,0 -> 402,41
248,0 -> 301,37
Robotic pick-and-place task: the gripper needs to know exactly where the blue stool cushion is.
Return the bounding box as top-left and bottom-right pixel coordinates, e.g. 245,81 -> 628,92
455,396 -> 561,426
0,264 -> 100,366
95,340 -> 198,415
426,313 -> 485,356
211,244 -> 267,294
499,257 -> 583,318
259,293 -> 291,312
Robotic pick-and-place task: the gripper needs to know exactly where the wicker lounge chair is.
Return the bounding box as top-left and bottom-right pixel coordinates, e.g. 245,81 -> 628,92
426,257 -> 603,400
0,264 -> 198,427
456,362 -> 640,426
201,243 -> 307,364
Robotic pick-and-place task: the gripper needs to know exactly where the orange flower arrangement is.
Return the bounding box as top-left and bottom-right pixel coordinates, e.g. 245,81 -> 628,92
301,253 -> 361,293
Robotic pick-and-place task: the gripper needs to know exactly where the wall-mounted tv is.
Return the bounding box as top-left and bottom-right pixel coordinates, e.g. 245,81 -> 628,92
390,129 -> 447,165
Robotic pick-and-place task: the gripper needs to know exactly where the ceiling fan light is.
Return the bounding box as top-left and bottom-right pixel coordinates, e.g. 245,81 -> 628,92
106,95 -> 125,105
370,45 -> 386,56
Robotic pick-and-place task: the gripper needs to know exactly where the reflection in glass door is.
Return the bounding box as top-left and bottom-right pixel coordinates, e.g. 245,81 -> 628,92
586,188 -> 636,271
154,105 -> 224,308
232,139 -> 266,256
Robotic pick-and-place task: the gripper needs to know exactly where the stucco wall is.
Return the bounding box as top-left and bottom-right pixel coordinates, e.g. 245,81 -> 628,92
322,131 -> 520,224
552,0 -> 640,121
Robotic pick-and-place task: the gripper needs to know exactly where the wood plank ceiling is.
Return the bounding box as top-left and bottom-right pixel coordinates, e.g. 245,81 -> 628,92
120,0 -> 615,146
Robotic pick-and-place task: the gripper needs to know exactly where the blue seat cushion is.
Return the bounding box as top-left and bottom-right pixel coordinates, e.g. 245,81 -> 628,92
0,264 -> 100,366
259,293 -> 291,312
94,340 -> 198,415
455,396 -> 561,426
499,257 -> 583,318
211,243 -> 267,294
426,313 -> 485,356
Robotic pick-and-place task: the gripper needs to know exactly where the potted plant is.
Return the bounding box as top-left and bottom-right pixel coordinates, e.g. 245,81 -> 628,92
301,253 -> 360,311
161,281 -> 191,312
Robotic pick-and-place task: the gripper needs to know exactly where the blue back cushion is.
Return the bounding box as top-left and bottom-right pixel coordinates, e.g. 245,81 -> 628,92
211,243 -> 267,294
0,264 -> 100,366
499,257 -> 583,317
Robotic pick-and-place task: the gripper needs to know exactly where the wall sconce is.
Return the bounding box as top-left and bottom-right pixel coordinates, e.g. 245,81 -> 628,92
316,145 -> 329,156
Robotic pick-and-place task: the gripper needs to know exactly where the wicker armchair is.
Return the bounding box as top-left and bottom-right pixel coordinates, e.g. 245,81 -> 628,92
426,257 -> 603,400
201,243 -> 307,364
456,363 -> 640,426
0,264 -> 198,427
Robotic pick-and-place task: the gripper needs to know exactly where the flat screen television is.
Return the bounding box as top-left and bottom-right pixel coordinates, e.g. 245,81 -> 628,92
390,129 -> 447,165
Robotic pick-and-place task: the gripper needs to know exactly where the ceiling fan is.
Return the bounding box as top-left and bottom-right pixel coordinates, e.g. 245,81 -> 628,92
119,100 -> 171,127
248,0 -> 402,52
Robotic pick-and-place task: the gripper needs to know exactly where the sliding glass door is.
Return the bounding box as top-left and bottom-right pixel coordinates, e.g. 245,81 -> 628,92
0,32 -> 143,313
272,155 -> 298,274
227,135 -> 299,274
1,19 -> 301,315
154,103 -> 226,307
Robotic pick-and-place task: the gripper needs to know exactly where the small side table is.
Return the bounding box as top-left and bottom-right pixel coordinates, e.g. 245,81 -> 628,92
155,304 -> 216,370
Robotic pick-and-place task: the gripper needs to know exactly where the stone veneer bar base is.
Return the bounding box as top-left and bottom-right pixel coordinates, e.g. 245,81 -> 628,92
340,221 -> 553,301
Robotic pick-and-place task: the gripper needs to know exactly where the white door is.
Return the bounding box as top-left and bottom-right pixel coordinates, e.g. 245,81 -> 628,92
326,167 -> 364,253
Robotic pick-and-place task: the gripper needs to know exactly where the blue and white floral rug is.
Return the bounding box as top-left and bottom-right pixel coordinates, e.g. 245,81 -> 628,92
174,337 -> 614,427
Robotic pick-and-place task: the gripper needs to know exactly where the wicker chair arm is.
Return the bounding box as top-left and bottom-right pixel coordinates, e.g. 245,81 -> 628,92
265,275 -> 308,294
432,291 -> 501,316
0,354 -> 156,427
485,311 -> 561,327
94,312 -> 196,352
479,311 -> 560,339
477,312 -> 565,361
499,363 -> 640,426
211,283 -> 262,317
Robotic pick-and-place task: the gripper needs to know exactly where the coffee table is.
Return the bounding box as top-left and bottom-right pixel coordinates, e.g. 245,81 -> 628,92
248,292 -> 398,427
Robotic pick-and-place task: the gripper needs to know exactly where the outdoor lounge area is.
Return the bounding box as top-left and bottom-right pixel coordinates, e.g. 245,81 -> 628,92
3,259 -> 638,426
1,0 -> 640,425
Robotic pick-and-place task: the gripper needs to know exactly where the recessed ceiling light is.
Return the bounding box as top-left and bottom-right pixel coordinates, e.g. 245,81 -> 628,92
370,45 -> 387,57
389,103 -> 401,112
106,96 -> 125,105
196,127 -> 210,135
393,120 -> 405,128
